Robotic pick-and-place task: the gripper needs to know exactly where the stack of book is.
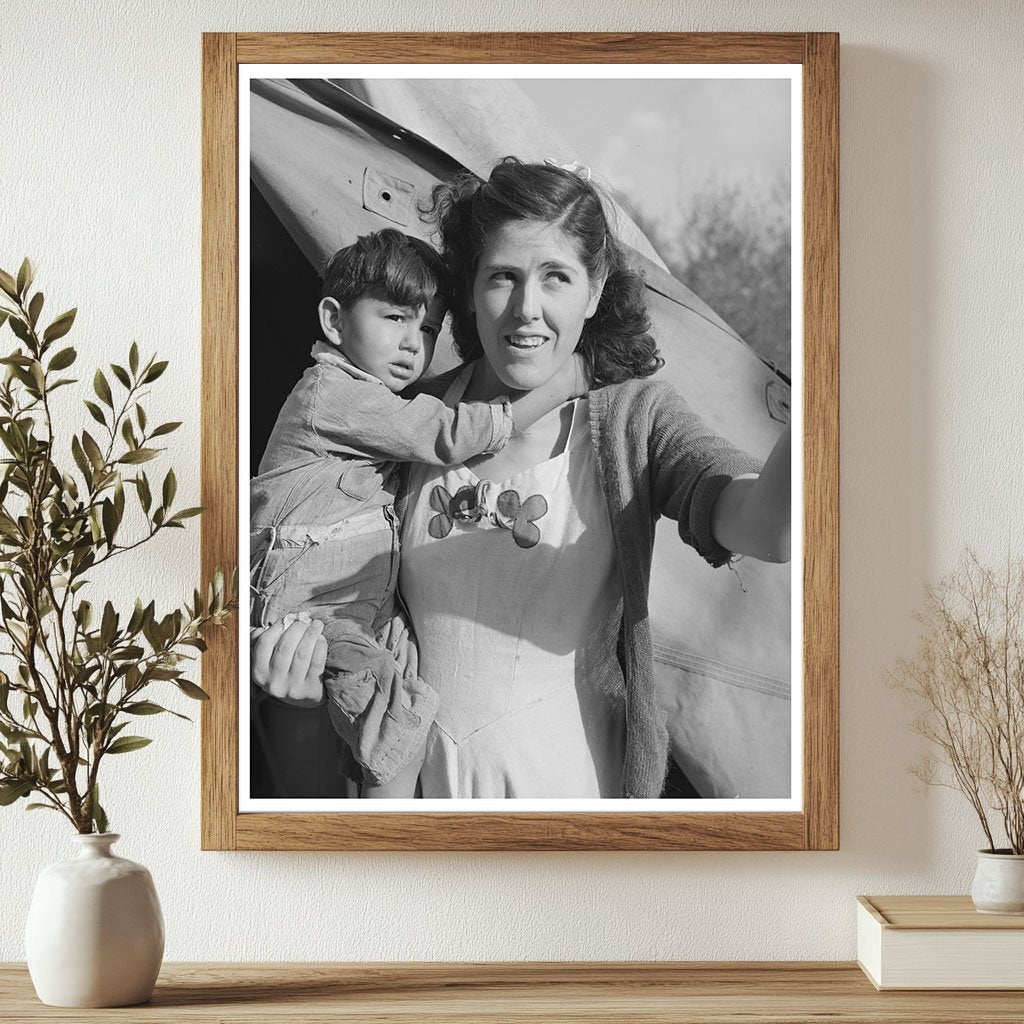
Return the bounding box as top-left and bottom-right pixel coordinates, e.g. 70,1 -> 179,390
857,895 -> 1024,990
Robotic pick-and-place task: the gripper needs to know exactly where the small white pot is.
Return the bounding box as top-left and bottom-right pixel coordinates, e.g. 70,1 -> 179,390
971,849 -> 1024,915
24,833 -> 164,1007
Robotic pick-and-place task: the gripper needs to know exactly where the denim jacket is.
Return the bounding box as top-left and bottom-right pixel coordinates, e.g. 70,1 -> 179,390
251,343 -> 512,530
249,345 -> 513,789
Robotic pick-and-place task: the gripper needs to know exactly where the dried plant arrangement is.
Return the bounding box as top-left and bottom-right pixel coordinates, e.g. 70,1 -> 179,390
894,551 -> 1024,854
0,259 -> 236,833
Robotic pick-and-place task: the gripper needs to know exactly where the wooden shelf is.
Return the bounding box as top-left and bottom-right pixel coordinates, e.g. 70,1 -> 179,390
3,962 -> 1024,1022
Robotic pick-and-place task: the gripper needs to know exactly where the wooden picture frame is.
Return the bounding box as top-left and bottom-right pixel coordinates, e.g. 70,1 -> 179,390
201,32 -> 838,851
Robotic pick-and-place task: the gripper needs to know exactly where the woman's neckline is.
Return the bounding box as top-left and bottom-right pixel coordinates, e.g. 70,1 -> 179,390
447,363 -> 587,486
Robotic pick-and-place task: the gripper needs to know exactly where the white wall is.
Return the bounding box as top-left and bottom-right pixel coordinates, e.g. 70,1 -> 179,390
2,0 -> 1022,962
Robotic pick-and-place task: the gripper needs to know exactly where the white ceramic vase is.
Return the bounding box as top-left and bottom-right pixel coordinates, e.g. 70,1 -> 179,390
24,833 -> 164,1007
970,849 -> 1024,915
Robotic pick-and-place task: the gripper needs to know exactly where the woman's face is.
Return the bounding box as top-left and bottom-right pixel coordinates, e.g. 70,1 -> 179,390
470,219 -> 604,393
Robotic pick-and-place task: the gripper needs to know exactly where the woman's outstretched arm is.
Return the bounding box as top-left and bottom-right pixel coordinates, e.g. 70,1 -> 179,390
709,424 -> 791,563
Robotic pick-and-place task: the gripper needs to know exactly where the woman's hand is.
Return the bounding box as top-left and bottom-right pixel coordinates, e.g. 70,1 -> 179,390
251,614 -> 327,707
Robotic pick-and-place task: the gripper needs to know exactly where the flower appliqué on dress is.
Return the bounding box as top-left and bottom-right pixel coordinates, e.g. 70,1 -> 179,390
428,482 -> 548,549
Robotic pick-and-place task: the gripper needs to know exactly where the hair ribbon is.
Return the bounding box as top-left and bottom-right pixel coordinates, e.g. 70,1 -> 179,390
543,157 -> 592,182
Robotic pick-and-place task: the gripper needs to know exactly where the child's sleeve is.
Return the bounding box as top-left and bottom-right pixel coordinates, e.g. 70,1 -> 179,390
312,376 -> 512,465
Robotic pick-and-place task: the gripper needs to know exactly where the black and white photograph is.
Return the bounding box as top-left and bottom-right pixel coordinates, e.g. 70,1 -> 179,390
240,66 -> 801,811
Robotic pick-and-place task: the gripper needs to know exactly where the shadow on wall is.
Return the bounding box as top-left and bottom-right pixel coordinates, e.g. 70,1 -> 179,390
839,47 -> 937,868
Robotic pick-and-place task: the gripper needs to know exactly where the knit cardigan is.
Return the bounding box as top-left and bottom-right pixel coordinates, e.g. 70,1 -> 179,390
402,371 -> 762,798
586,378 -> 761,797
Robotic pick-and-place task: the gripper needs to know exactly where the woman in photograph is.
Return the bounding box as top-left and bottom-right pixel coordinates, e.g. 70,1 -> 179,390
253,156 -> 791,799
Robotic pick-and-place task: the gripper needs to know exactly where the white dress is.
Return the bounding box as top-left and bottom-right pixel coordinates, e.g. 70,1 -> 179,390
399,367 -> 626,798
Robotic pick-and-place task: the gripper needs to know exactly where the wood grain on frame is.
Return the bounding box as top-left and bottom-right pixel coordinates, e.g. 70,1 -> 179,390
200,32 -> 239,851
235,32 -> 807,64
234,811 -> 807,853
200,32 -> 840,851
801,32 -> 840,851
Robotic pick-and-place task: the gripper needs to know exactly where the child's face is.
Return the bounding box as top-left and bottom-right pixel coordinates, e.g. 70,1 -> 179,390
319,294 -> 445,392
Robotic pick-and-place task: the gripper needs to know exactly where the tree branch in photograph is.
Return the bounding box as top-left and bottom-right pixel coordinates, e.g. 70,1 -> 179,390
635,176 -> 792,377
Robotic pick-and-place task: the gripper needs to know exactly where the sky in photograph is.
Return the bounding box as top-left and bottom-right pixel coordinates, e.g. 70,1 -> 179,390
516,78 -> 791,241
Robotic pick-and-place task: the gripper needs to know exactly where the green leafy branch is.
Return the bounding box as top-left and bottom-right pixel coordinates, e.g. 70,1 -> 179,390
0,259 -> 237,833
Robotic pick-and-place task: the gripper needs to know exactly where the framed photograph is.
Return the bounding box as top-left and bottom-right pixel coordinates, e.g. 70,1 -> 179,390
201,33 -> 838,851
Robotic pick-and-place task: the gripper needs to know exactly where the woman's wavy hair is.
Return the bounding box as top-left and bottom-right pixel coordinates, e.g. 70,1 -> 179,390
423,157 -> 663,385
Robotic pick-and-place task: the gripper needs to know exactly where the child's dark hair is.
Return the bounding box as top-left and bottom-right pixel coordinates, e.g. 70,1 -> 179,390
423,157 -> 662,385
321,228 -> 448,311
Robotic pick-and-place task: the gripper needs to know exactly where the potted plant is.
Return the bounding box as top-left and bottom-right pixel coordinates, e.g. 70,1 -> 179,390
0,259 -> 236,1005
894,551 -> 1024,914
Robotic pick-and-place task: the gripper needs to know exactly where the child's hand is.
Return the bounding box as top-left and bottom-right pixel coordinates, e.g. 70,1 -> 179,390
507,352 -> 593,434
251,613 -> 327,707
564,352 -> 592,399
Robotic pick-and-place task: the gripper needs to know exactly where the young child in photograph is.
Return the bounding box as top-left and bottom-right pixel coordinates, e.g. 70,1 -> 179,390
250,228 -> 587,798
